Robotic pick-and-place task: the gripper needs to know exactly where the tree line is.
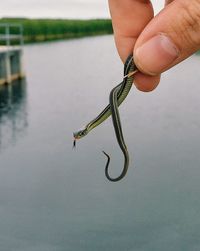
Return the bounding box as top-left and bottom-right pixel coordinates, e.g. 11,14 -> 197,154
0,18 -> 113,43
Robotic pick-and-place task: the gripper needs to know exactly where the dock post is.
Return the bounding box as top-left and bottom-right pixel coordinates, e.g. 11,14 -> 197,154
5,52 -> 11,84
19,49 -> 24,79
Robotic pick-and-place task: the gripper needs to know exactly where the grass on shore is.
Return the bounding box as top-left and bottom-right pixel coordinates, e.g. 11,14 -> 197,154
0,18 -> 113,44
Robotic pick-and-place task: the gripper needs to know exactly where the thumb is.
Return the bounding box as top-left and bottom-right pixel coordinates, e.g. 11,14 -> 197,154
134,0 -> 200,75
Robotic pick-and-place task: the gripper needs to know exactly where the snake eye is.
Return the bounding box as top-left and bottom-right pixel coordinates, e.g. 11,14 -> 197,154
80,130 -> 87,137
77,131 -> 84,137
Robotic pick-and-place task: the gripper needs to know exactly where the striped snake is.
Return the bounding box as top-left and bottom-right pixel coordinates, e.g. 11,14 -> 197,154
73,54 -> 137,182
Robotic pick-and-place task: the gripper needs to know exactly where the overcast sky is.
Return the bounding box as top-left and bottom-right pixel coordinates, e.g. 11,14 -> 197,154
0,0 -> 164,19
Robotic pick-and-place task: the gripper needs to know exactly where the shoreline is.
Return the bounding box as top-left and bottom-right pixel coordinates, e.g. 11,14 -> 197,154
0,18 -> 113,44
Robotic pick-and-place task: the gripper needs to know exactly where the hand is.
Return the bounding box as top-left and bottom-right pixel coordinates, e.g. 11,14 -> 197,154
109,0 -> 200,91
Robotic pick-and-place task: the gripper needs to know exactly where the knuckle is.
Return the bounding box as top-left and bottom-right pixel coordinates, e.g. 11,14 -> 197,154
170,0 -> 200,50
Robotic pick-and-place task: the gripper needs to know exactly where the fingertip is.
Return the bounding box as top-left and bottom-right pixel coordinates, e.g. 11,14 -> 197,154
133,72 -> 161,92
115,36 -> 137,63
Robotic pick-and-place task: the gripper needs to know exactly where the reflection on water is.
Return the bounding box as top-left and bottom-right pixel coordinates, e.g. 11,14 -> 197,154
0,79 -> 28,150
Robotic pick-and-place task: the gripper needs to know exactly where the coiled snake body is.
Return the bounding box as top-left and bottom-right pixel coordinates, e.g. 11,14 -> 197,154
73,55 -> 137,182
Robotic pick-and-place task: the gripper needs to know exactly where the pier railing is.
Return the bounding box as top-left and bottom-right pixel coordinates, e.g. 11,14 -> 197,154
0,23 -> 24,48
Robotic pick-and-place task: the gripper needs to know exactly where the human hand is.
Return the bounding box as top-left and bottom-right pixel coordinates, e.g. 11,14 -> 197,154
108,0 -> 200,91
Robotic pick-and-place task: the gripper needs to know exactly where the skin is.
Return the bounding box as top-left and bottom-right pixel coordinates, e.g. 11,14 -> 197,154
108,0 -> 200,92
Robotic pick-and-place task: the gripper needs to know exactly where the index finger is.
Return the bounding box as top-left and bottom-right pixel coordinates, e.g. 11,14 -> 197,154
109,0 -> 161,92
108,0 -> 154,62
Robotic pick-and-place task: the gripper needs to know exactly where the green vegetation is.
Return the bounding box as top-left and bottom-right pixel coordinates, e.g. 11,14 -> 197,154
0,18 -> 113,44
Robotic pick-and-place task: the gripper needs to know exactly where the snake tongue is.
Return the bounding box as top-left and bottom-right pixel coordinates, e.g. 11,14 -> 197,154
73,138 -> 76,148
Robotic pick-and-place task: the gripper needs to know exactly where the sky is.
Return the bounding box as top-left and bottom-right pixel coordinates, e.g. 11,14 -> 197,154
0,0 -> 164,19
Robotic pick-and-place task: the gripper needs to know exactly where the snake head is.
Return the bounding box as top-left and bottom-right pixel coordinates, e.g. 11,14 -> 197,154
73,128 -> 87,139
73,128 -> 88,149
73,127 -> 88,142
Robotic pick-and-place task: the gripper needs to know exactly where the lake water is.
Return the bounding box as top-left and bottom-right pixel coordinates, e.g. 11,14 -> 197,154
0,35 -> 200,251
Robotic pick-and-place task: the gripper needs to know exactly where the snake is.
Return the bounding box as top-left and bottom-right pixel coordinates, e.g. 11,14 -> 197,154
73,54 -> 137,181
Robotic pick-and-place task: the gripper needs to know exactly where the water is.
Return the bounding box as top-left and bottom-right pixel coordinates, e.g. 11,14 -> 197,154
0,35 -> 200,251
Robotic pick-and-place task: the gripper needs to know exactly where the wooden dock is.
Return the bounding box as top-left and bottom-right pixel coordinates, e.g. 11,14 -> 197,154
0,24 -> 24,85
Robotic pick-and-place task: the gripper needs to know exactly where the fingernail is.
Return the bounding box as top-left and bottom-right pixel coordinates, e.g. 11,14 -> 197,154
135,34 -> 179,74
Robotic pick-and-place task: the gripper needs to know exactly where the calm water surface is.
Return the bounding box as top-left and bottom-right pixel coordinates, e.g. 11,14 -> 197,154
0,35 -> 200,251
